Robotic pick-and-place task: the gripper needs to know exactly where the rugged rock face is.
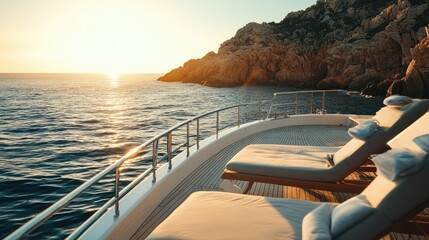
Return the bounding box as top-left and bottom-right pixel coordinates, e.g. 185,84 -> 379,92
388,35 -> 429,97
159,0 -> 429,97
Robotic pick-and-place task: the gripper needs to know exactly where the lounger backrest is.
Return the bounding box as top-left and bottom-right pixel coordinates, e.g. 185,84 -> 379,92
331,100 -> 429,179
335,116 -> 429,240
388,111 -> 429,152
373,99 -> 429,139
336,155 -> 429,240
336,153 -> 429,240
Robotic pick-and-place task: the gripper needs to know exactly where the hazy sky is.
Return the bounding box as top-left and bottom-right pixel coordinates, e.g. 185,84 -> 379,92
0,0 -> 316,74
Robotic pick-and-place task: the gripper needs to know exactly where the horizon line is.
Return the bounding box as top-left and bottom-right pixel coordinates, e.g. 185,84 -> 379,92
0,72 -> 166,75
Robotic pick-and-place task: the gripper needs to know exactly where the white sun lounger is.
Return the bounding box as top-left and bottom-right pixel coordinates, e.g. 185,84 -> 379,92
221,99 -> 429,193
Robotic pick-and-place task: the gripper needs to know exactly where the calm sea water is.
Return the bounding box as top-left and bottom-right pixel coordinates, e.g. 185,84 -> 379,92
0,73 -> 384,238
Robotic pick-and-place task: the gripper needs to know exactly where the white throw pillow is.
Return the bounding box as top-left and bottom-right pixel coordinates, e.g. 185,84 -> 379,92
348,119 -> 379,140
302,203 -> 334,240
371,148 -> 427,181
414,134 -> 429,153
383,95 -> 412,107
331,195 -> 374,237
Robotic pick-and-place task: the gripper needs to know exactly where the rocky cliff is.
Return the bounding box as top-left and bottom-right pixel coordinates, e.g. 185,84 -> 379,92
159,0 -> 429,97
388,35 -> 429,98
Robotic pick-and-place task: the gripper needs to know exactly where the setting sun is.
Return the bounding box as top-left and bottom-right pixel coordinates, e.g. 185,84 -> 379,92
108,73 -> 119,80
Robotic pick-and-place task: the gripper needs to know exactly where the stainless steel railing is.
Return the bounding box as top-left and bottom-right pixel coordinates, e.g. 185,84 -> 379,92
6,101 -> 268,240
266,90 -> 343,118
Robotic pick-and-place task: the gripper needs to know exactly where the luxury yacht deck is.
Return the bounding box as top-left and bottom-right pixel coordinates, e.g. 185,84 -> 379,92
131,125 -> 427,240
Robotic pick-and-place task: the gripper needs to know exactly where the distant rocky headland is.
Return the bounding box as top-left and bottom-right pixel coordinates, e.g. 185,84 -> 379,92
159,0 -> 429,98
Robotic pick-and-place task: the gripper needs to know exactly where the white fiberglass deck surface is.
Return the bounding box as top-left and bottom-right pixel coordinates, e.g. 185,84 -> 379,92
131,125 -> 427,240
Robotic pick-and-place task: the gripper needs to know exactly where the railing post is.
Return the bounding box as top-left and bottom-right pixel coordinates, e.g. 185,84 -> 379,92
267,93 -> 276,119
322,91 -> 326,114
295,93 -> 298,115
167,132 -> 172,170
258,101 -> 262,120
186,123 -> 190,157
216,111 -> 219,138
152,140 -> 158,183
114,166 -> 120,218
310,92 -> 314,114
196,118 -> 200,149
237,106 -> 240,127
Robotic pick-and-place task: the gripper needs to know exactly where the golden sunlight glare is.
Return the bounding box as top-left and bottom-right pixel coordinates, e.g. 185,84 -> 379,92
108,73 -> 119,87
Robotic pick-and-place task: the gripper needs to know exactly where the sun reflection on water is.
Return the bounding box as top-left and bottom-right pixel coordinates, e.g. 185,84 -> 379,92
108,73 -> 119,87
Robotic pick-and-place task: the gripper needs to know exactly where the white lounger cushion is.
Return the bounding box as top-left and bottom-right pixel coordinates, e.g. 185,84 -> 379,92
372,148 -> 427,181
226,145 -> 340,182
388,112 -> 429,152
348,119 -> 379,140
331,195 -> 374,237
146,191 -> 325,240
374,99 -> 429,135
383,95 -> 412,107
414,134 -> 429,152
